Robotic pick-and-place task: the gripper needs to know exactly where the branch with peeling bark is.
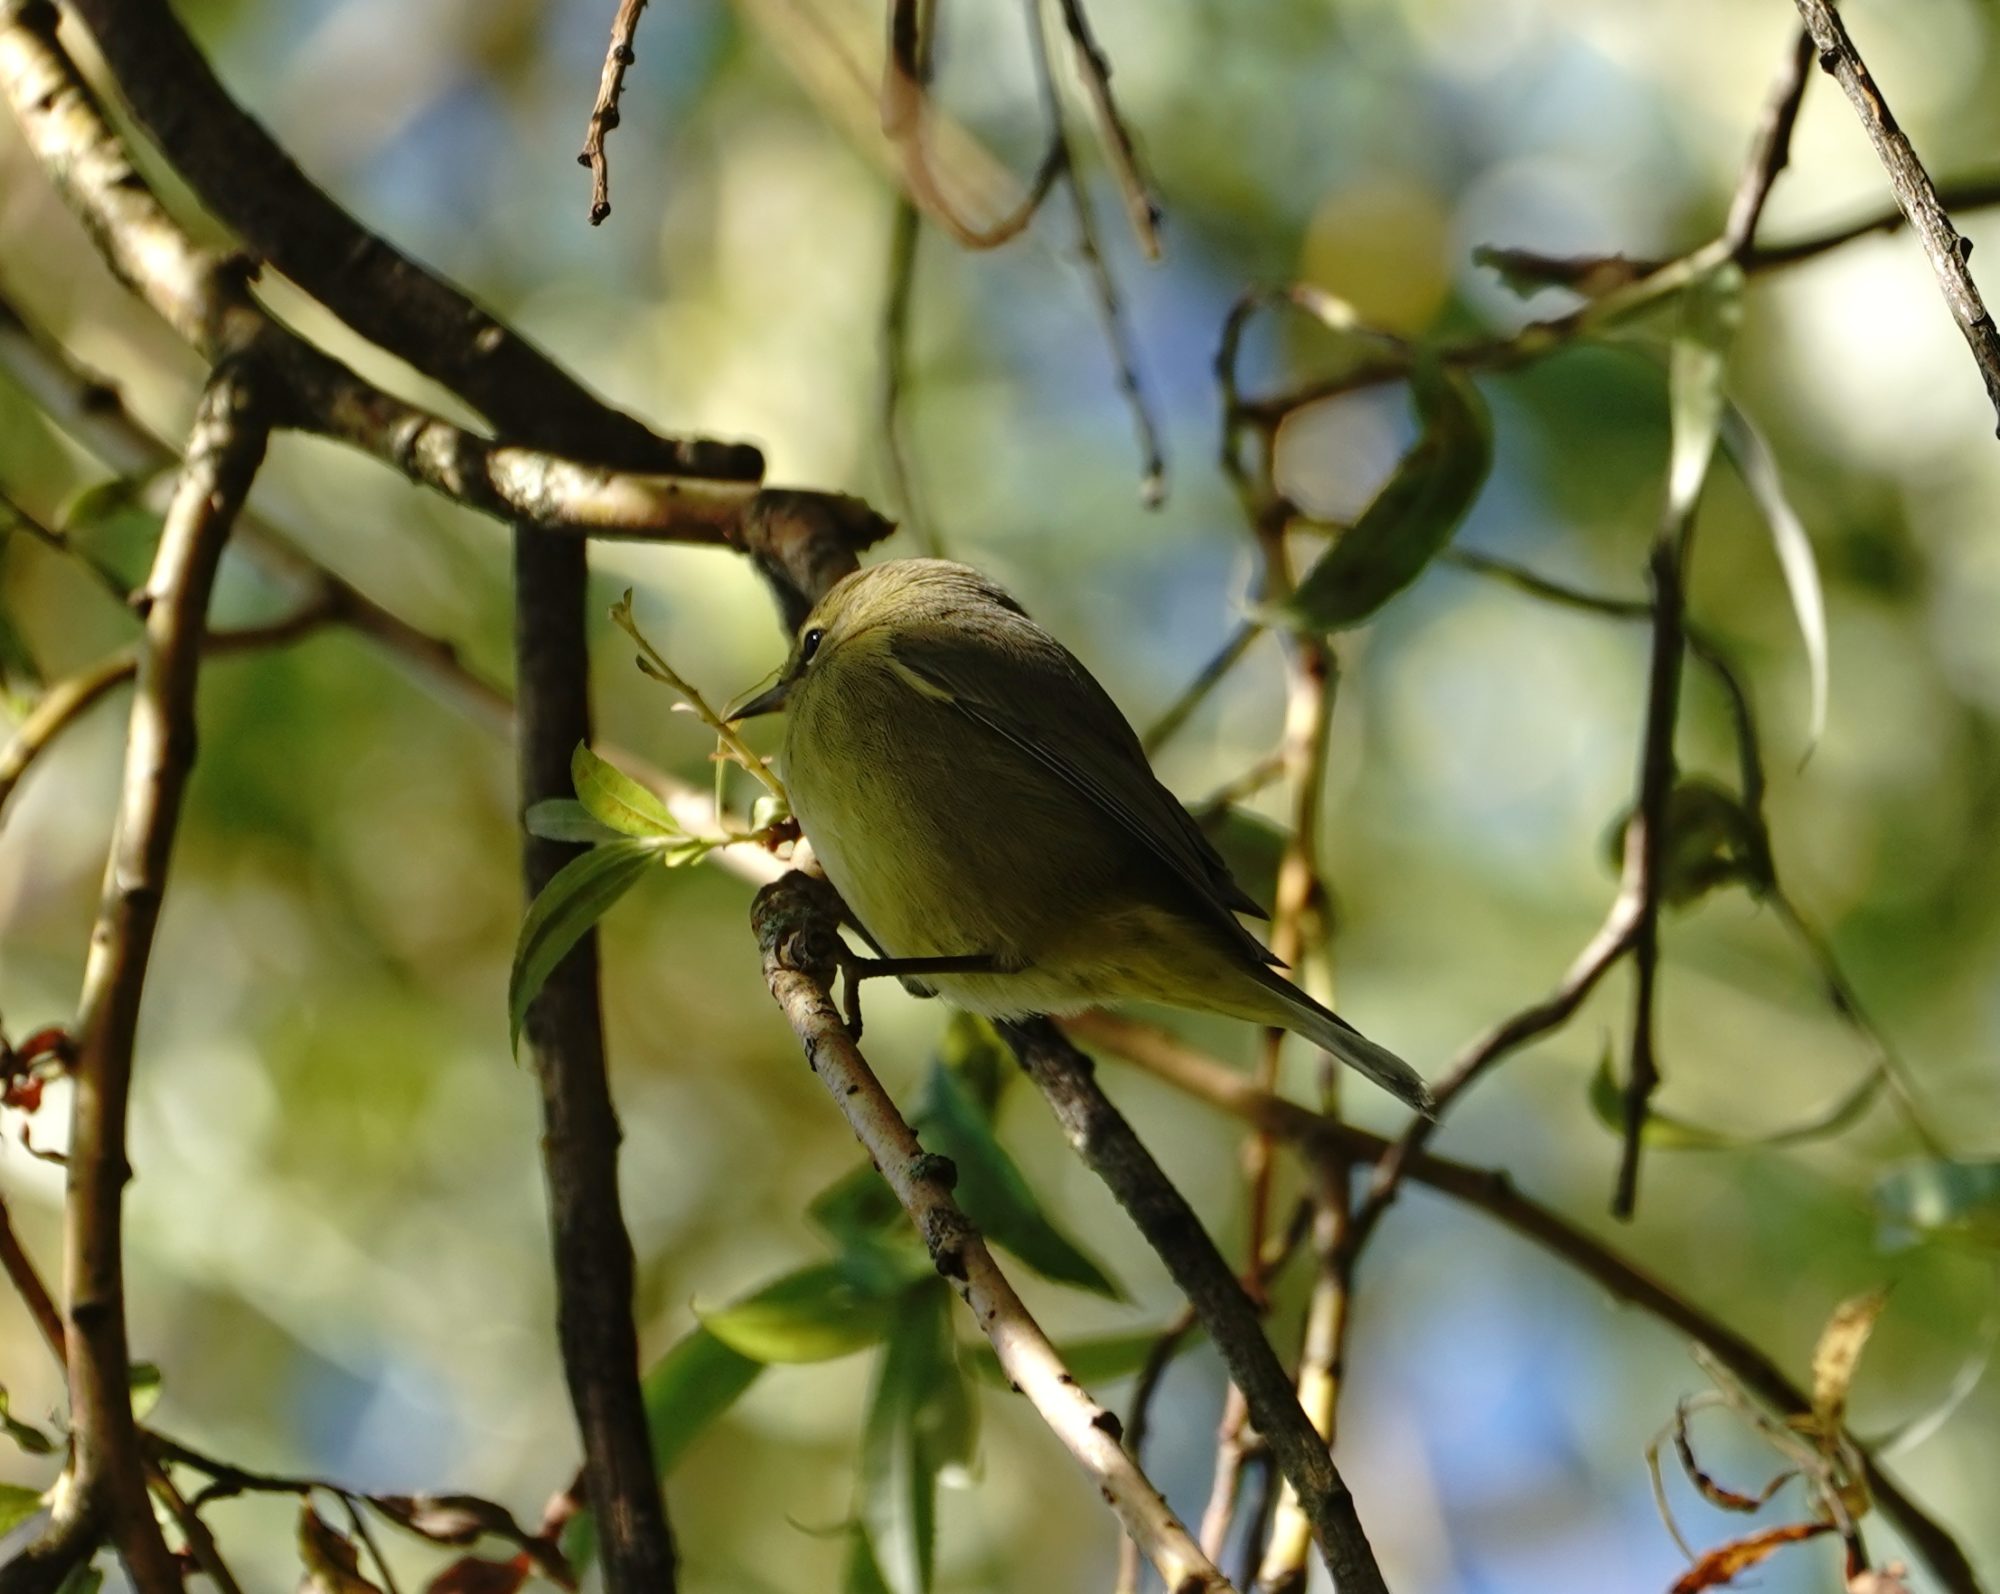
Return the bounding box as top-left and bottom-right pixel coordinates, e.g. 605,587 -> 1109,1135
752,872 -> 1232,1594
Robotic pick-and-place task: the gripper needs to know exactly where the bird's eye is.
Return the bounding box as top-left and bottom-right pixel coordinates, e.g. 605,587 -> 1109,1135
800,627 -> 825,663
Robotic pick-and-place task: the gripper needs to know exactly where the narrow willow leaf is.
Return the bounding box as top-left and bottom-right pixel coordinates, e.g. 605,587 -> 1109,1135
1664,265 -> 1743,528
0,1482 -> 44,1535
843,1527 -> 897,1594
1719,403 -> 1829,751
523,799 -> 625,845
1811,1289 -> 1889,1435
967,1329 -> 1180,1389
570,743 -> 681,837
508,839 -> 662,1050
1874,1158 -> 2000,1251
1283,360 -> 1493,631
920,1062 -> 1122,1300
699,1262 -> 901,1364
0,1384 -> 55,1455
128,1362 -> 161,1420
1588,1052 -> 1884,1150
860,1287 -> 954,1594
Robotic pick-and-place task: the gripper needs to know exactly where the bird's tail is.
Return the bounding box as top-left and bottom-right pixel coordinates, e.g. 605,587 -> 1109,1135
1241,964 -> 1434,1116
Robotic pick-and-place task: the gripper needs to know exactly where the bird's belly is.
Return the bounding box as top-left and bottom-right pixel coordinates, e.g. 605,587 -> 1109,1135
784,684 -> 1139,1011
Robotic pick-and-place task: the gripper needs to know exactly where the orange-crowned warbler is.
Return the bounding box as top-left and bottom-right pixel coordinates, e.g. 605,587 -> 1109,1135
732,558 -> 1430,1112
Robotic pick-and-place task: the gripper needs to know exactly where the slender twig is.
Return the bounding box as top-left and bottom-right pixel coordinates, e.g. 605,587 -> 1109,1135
879,192 -> 938,553
1609,29 -> 1815,1220
1722,30 -> 1814,257
1142,622 -> 1263,756
579,0 -> 648,225
997,1018 -> 1388,1594
1050,0 -> 1160,259
0,487 -> 133,606
1062,1011 -> 1984,1594
880,0 -> 1065,251
0,596 -> 341,824
1025,0 -> 1165,505
752,871 -> 1232,1593
45,360 -> 273,1592
1111,1304 -> 1199,1594
1791,0 -> 2000,431
1349,889 -> 1642,1252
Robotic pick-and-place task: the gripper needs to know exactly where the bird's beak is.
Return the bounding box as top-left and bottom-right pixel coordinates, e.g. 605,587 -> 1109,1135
726,678 -> 792,722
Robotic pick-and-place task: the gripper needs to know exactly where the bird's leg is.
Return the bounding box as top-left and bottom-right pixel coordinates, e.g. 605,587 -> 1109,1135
836,952 -> 1004,1038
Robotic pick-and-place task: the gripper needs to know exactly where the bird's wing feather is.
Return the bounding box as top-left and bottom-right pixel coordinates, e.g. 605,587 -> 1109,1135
889,620 -> 1278,962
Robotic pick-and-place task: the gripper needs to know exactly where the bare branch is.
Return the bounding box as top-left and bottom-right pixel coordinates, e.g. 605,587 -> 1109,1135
751,872 -> 1232,1594
1791,0 -> 2000,431
0,598 -> 340,825
1050,0 -> 1160,260
1722,30 -> 1815,257
1064,1011 -> 1986,1594
41,358 -> 275,1591
996,1018 -> 1388,1594
579,0 -> 649,225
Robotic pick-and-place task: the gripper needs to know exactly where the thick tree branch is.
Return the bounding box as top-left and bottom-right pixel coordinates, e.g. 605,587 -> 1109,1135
996,1019 -> 1388,1594
1791,0 -> 2000,431
752,872 -> 1231,1594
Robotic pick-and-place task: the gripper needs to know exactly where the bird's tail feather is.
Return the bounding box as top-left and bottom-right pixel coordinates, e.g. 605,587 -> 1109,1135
1245,966 -> 1434,1116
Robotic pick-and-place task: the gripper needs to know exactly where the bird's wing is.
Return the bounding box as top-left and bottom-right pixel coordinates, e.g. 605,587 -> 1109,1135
889,620 -> 1278,962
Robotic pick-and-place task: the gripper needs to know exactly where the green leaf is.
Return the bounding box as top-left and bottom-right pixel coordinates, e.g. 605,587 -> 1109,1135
1719,403 -> 1829,751
919,1062 -> 1122,1300
809,1162 -> 908,1250
523,799 -> 625,845
1603,777 -> 1772,907
54,1565 -> 102,1594
698,1262 -> 902,1364
508,839 -> 663,1050
843,1528 -> 896,1594
1664,266 -> 1743,531
128,1361 -> 161,1421
936,1012 -> 1008,1118
0,1481 -> 45,1535
0,1384 -> 56,1455
0,601 -> 41,700
1875,1159 -> 2000,1251
967,1329 -> 1178,1389
1588,1052 -> 1884,1150
565,1327 -> 763,1573
1282,360 -> 1493,631
570,743 -> 680,838
860,1285 -> 967,1594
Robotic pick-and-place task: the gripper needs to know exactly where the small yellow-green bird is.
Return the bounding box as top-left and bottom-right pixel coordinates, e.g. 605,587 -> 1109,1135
732,558 -> 1430,1112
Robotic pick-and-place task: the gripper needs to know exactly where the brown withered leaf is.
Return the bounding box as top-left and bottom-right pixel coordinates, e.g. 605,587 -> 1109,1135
1668,1522 -> 1833,1593
1672,1401 -> 1794,1514
1811,1290 -> 1889,1436
423,1556 -> 529,1594
297,1504 -> 384,1593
